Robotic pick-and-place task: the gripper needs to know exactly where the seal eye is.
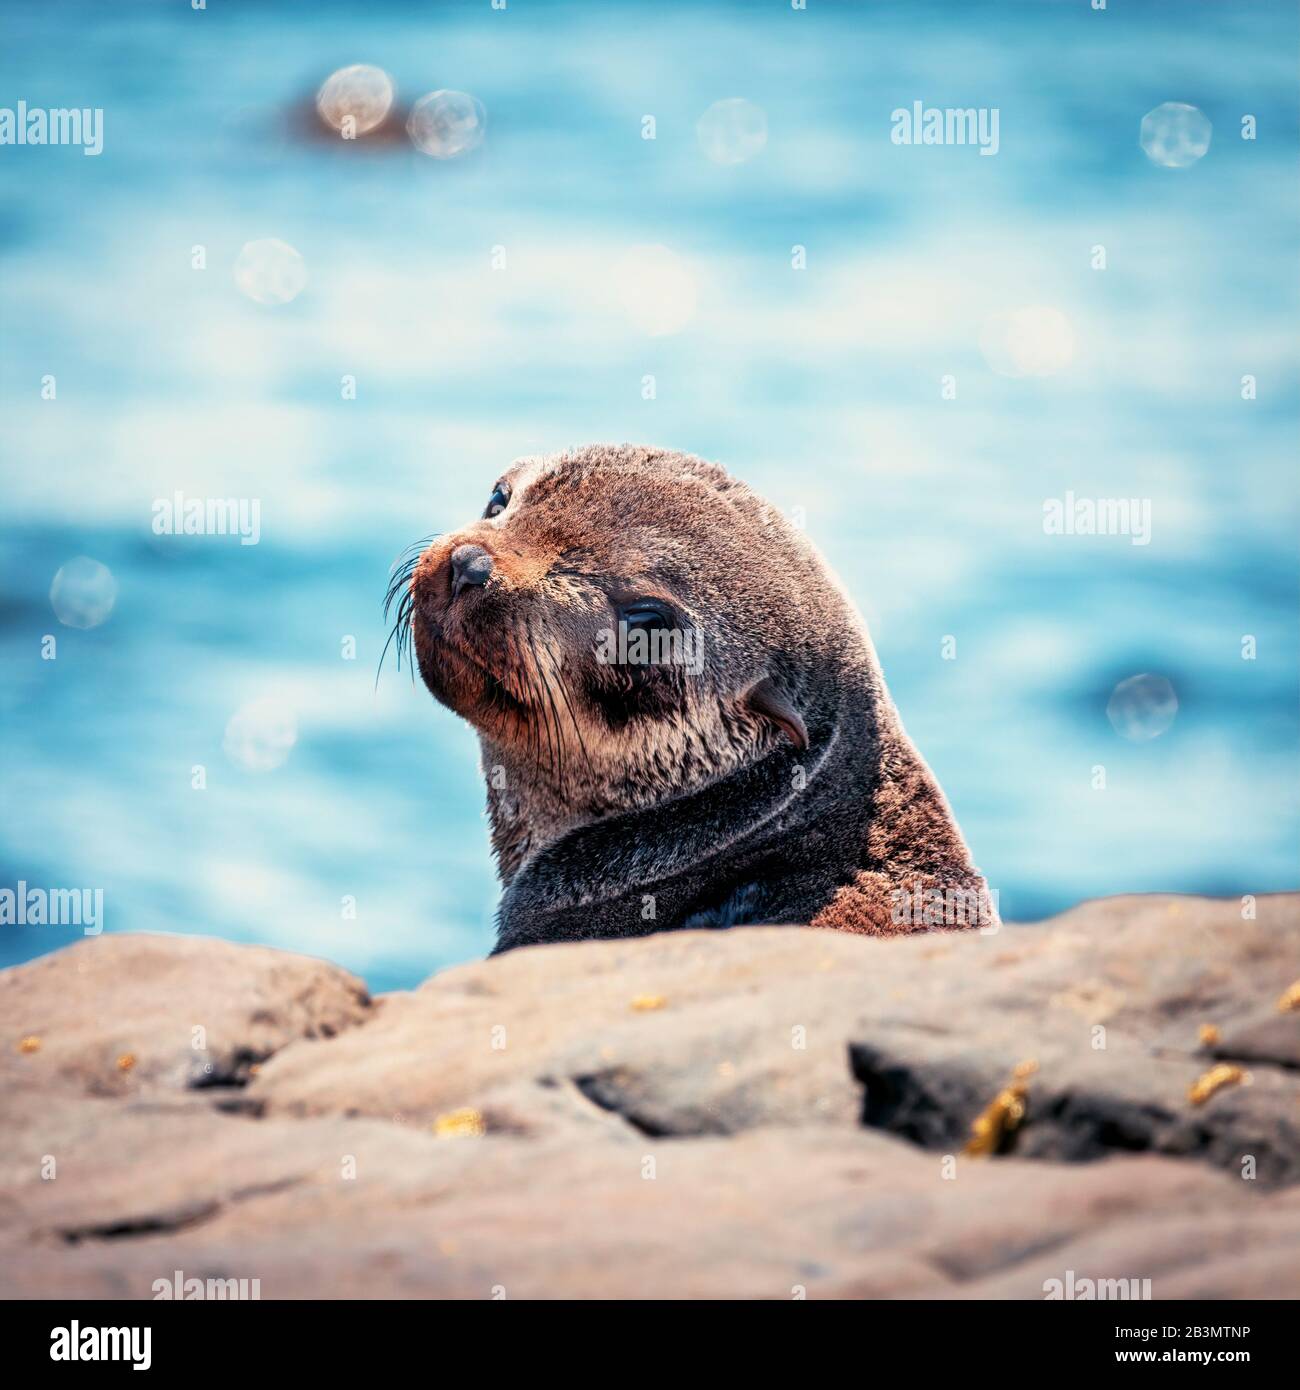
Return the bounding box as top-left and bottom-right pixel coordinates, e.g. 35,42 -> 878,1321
618,601 -> 673,634
484,486 -> 510,519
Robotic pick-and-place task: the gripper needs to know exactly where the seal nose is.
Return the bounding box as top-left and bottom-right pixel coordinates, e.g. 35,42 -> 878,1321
450,543 -> 494,600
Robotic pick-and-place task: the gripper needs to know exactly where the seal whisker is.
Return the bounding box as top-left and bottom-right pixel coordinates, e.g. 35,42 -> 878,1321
528,634 -> 561,786
506,627 -> 546,785
382,546 -> 424,615
526,623 -> 567,788
378,577 -> 417,685
550,651 -> 596,779
378,535 -> 438,686
376,598 -> 407,684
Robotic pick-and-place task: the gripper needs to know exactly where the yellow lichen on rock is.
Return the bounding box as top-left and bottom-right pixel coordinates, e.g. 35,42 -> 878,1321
433,1107 -> 486,1138
963,1060 -> 1037,1157
1188,1063 -> 1247,1106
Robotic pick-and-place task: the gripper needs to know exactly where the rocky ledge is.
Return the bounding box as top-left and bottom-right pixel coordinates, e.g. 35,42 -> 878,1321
2,894 -> 1298,1300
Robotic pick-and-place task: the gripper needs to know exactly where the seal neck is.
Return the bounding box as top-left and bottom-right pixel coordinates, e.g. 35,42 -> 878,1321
492,695 -> 879,952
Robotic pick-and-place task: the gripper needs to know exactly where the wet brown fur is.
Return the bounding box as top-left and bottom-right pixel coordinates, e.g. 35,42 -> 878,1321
401,444 -> 995,952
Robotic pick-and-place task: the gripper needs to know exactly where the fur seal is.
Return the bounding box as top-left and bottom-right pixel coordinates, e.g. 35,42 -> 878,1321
389,444 -> 995,953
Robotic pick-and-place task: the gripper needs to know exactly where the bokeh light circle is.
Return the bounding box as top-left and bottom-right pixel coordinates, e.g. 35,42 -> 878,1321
1140,102 -> 1211,169
233,238 -> 308,306
406,90 -> 486,159
697,98 -> 768,165
315,64 -> 395,136
1107,674 -> 1179,742
979,305 -> 1075,378
50,556 -> 118,629
224,697 -> 299,772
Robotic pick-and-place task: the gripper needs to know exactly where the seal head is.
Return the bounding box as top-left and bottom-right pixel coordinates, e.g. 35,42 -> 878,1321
396,444 -> 994,951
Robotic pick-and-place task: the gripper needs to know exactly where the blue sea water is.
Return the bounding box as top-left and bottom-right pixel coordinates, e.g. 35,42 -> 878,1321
1,0 -> 1297,990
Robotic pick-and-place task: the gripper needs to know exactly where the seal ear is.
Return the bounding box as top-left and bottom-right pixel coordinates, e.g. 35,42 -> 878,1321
743,676 -> 809,751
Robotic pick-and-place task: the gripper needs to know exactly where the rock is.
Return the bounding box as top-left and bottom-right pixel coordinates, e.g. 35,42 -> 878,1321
845,896 -> 1300,1184
0,933 -> 372,1097
1209,1011 -> 1300,1072
1,896 -> 1297,1299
